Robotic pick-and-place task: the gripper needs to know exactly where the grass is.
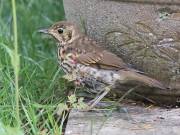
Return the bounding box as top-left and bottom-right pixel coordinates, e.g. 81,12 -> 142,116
11,0 -> 21,127
0,0 -> 68,134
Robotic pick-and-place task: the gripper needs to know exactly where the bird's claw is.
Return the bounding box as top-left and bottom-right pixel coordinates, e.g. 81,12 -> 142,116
82,85 -> 112,111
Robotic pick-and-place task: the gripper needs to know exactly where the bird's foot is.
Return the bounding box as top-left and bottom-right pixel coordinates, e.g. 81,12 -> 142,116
83,86 -> 112,111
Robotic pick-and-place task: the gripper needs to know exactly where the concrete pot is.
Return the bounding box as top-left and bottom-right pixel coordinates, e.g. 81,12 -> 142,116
63,0 -> 180,105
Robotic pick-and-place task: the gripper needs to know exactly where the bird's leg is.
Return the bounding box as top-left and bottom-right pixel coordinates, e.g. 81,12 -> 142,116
86,85 -> 112,111
87,86 -> 106,104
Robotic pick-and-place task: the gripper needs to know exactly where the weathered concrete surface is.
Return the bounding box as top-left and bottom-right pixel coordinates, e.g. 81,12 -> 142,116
65,105 -> 180,135
63,0 -> 180,105
63,1 -> 180,134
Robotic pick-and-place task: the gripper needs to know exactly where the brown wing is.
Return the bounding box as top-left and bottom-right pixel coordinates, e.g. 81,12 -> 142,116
69,36 -> 128,70
77,50 -> 127,70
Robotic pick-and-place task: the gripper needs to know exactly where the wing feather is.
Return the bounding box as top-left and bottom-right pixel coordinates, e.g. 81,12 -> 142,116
77,51 -> 127,70
70,36 -> 128,70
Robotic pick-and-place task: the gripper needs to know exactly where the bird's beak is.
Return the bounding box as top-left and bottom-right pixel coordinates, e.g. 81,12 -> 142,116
38,28 -> 49,34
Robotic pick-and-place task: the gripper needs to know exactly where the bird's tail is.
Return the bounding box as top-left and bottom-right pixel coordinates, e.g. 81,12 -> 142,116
118,70 -> 166,90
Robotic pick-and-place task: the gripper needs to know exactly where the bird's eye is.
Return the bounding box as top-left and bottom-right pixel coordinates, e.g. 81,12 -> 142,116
58,28 -> 64,34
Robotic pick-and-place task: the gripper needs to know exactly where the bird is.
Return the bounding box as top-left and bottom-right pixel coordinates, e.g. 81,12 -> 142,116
39,21 -> 166,110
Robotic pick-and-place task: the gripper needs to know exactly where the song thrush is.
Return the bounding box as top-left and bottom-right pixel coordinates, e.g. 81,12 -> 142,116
39,21 -> 166,110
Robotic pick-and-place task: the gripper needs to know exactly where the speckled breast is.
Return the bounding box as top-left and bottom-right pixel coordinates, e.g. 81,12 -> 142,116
57,45 -> 121,88
57,45 -> 75,74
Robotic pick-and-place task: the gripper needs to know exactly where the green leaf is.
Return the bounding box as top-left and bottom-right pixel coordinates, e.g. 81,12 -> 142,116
68,94 -> 77,104
56,103 -> 68,116
77,97 -> 88,109
0,122 -> 24,135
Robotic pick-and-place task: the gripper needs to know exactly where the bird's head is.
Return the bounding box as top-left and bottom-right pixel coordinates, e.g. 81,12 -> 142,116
39,21 -> 82,45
